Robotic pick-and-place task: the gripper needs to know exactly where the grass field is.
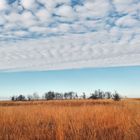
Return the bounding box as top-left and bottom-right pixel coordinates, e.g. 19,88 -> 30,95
0,99 -> 140,140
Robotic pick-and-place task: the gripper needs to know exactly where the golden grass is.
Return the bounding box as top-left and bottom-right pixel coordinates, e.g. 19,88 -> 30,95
0,99 -> 140,140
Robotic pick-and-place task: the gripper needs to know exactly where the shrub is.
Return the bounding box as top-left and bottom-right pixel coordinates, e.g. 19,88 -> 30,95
112,92 -> 121,101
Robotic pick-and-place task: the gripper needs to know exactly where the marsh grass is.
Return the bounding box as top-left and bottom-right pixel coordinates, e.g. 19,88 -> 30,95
0,99 -> 139,140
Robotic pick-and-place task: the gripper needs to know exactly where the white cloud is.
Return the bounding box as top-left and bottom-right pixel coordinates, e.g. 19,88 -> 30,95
21,0 -> 35,10
75,0 -> 111,19
13,30 -> 28,37
55,5 -> 74,18
0,0 -> 7,11
113,0 -> 140,15
113,0 -> 134,4
5,12 -> 21,23
0,0 -> 140,71
36,9 -> 51,22
0,32 -> 140,71
116,15 -> 139,27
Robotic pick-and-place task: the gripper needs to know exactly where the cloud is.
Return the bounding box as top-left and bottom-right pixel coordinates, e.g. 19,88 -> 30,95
75,0 -> 111,18
36,9 -> 51,22
0,0 -> 140,71
55,5 -> 74,18
113,0 -> 139,14
21,0 -> 36,10
0,0 -> 7,11
116,15 -> 139,27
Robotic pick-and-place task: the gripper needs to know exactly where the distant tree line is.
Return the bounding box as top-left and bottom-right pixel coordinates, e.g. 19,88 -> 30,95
11,90 -> 121,101
89,90 -> 121,101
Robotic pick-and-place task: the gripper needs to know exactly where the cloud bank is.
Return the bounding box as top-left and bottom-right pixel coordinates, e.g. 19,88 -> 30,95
0,0 -> 140,71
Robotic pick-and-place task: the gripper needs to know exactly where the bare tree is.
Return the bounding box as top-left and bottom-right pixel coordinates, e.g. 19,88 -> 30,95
75,93 -> 78,99
27,95 -> 33,101
112,91 -> 121,101
82,92 -> 86,99
105,92 -> 112,99
16,95 -> 26,101
11,96 -> 16,101
55,93 -> 63,100
33,92 -> 39,100
45,91 -> 55,100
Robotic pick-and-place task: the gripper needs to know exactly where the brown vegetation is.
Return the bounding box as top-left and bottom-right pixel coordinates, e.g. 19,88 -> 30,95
0,99 -> 140,140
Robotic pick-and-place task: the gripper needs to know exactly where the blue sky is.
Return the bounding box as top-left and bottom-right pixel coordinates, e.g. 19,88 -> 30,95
0,66 -> 140,98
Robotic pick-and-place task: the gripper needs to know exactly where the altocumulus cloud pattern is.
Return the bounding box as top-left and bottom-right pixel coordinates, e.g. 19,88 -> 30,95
0,0 -> 140,71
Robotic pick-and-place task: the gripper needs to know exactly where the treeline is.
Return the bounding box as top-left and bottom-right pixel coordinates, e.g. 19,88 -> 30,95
11,89 -> 121,101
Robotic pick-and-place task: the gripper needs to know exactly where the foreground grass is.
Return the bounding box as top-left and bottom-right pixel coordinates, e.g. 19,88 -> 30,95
0,99 -> 140,140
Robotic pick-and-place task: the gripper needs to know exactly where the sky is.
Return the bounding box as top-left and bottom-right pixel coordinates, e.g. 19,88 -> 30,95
0,0 -> 140,98
0,0 -> 140,71
0,66 -> 140,98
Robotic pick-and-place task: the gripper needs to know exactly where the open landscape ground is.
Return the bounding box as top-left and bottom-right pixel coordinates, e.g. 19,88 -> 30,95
0,99 -> 140,140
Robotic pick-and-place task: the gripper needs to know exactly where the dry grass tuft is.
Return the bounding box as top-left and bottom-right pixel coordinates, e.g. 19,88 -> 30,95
0,99 -> 140,140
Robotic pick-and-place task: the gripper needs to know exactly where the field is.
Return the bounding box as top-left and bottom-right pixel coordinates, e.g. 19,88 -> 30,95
0,99 -> 140,140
